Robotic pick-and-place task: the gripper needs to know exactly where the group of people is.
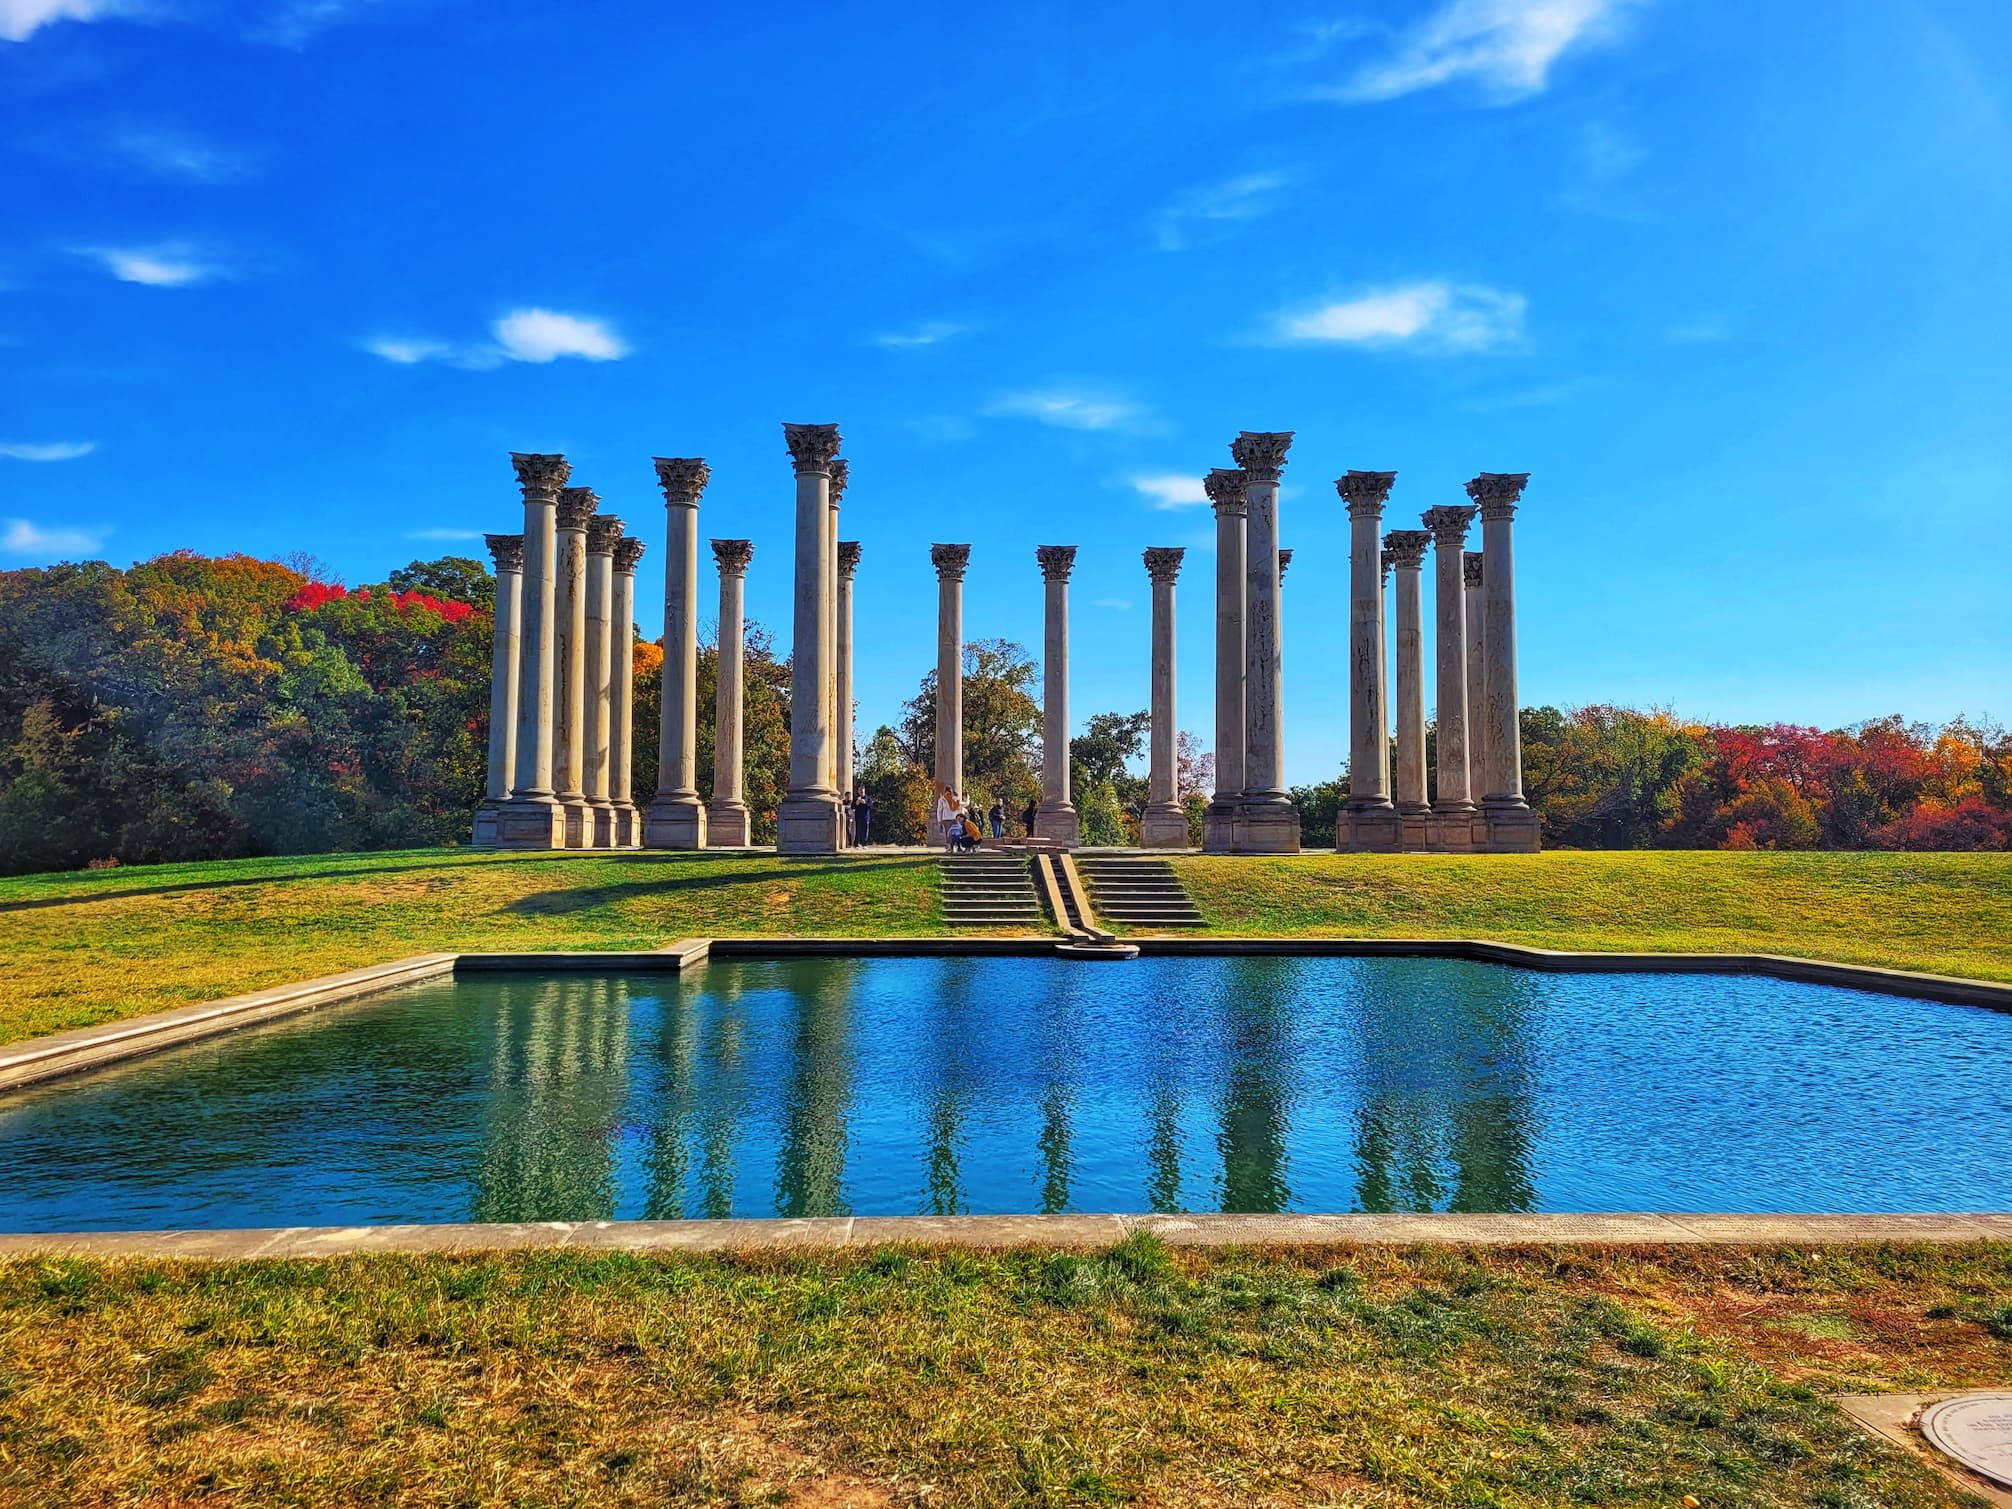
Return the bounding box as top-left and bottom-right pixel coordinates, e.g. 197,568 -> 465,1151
931,784 -> 1037,853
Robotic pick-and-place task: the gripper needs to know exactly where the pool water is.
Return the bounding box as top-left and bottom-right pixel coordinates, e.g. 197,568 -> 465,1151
1,957 -> 2007,1230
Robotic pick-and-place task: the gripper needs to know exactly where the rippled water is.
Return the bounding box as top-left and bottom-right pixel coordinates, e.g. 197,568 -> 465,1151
2,957 -> 2007,1230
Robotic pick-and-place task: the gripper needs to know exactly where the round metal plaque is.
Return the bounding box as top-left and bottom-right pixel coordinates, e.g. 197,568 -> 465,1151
1921,1394 -> 2012,1490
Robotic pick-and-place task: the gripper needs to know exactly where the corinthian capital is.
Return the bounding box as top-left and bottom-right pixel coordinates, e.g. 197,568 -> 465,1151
1036,544 -> 1077,583
1337,469 -> 1397,517
931,543 -> 971,581
782,422 -> 842,473
613,538 -> 647,574
1382,529 -> 1431,571
1463,551 -> 1485,590
711,538 -> 754,577
837,541 -> 861,578
556,487 -> 598,532
653,457 -> 710,506
1203,467 -> 1248,517
1277,548 -> 1293,581
1229,430 -> 1293,482
587,515 -> 624,554
510,451 -> 570,498
485,532 -> 524,573
1465,471 -> 1530,520
1381,550 -> 1394,582
1421,504 -> 1477,546
827,457 -> 849,505
1143,547 -> 1185,585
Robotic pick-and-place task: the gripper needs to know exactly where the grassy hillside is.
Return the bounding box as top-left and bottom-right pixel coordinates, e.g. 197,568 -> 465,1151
2,849 -> 2008,1045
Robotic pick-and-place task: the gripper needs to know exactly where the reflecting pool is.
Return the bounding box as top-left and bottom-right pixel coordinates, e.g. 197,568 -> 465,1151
2,957 -> 2007,1230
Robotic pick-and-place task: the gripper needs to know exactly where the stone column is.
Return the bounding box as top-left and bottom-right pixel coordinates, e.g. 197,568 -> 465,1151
553,485 -> 595,846
1467,472 -> 1541,852
497,452 -> 568,849
929,543 -> 970,845
472,531 -> 522,846
610,537 -> 645,846
825,458 -> 847,812
1201,467 -> 1246,854
1034,545 -> 1080,846
1383,529 -> 1431,849
1423,504 -> 1480,852
1336,471 -> 1400,852
584,515 -> 623,848
1380,549 -> 1394,802
644,458 -> 709,849
837,541 -> 860,815
708,539 -> 755,847
1464,551 -> 1488,826
1230,431 -> 1298,853
1140,547 -> 1188,848
777,423 -> 846,853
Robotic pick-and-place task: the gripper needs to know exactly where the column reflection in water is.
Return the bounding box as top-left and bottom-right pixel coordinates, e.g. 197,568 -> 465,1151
1144,1032 -> 1187,1214
1214,958 -> 1296,1214
470,976 -> 629,1224
923,959 -> 981,1215
1034,963 -> 1083,1214
1350,960 -> 1538,1213
774,959 -> 858,1218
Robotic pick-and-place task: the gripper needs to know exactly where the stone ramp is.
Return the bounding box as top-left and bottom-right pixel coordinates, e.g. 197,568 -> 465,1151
938,853 -> 1046,928
1073,855 -> 1205,929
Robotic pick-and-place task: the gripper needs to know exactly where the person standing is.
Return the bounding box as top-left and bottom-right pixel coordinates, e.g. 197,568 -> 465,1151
1022,797 -> 1038,837
935,784 -> 960,851
988,797 -> 1005,839
852,782 -> 872,847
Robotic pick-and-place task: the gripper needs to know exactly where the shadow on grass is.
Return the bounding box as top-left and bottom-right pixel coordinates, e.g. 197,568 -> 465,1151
501,858 -> 938,918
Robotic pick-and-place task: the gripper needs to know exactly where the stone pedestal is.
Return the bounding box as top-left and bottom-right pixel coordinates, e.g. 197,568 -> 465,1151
1230,431 -> 1299,853
1140,547 -> 1189,848
929,543 -> 969,847
1468,472 -> 1541,854
645,458 -> 710,849
609,537 -> 645,846
1201,467 -> 1246,853
1336,470 -> 1401,852
495,452 -> 569,849
553,486 -> 595,847
1034,545 -> 1080,847
472,531 -> 523,847
776,424 -> 845,853
708,538 -> 755,847
1385,529 -> 1431,851
1423,504 -> 1479,853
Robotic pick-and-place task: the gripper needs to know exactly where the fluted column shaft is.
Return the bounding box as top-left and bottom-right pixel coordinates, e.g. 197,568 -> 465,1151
1385,531 -> 1431,826
1034,546 -> 1079,845
776,424 -> 845,853
1464,553 -> 1488,807
645,459 -> 709,849
1424,506 -> 1477,823
931,544 -> 969,842
584,516 -> 621,845
708,540 -> 753,847
837,542 -> 859,803
1202,468 -> 1246,853
502,453 -> 568,851
1339,473 -> 1396,814
483,537 -> 522,804
611,538 -> 644,846
1141,548 -> 1188,848
1229,431 -> 1298,852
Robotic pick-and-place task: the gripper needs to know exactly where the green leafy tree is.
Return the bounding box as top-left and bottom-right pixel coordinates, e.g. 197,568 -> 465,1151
898,638 -> 1040,813
389,555 -> 494,608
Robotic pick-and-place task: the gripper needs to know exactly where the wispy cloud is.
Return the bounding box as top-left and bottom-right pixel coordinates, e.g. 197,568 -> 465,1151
1093,597 -> 1134,612
1316,0 -> 1641,104
363,308 -> 628,370
0,0 -> 131,43
404,527 -> 483,541
247,0 -> 425,48
0,439 -> 95,461
105,125 -> 256,184
1272,281 -> 1527,353
1559,120 -> 1648,218
74,241 -> 229,287
1156,170 -> 1293,251
1127,474 -> 1208,510
985,386 -> 1151,432
2,517 -> 107,557
872,320 -> 968,350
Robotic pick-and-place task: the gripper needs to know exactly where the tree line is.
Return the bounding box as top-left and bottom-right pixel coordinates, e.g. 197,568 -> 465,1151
1,552 -> 2006,875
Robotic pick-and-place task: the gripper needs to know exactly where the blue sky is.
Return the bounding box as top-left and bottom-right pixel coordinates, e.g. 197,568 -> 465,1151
3,0 -> 2008,784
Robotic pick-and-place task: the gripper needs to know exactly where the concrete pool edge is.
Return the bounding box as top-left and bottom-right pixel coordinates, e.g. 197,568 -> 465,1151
2,1211 -> 2010,1260
3,934 -> 2008,1096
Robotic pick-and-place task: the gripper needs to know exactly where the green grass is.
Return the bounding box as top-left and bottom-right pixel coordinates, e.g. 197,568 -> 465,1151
2,848 -> 2009,1045
3,1239 -> 2008,1506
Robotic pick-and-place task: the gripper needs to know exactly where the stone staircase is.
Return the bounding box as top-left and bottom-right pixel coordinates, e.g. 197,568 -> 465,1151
938,853 -> 1046,929
1072,855 -> 1205,930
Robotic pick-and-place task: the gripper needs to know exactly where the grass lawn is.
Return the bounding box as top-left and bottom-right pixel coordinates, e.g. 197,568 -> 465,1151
2,1237 -> 2008,1506
2,848 -> 2009,1044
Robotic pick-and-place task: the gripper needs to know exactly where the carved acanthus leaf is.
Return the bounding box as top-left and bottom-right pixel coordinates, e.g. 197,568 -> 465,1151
1463,551 -> 1485,589
484,533 -> 524,572
613,538 -> 647,573
827,456 -> 849,504
711,538 -> 755,575
510,451 -> 570,496
782,422 -> 843,472
1229,430 -> 1293,482
1337,469 -> 1398,514
1464,471 -> 1530,520
587,515 -> 625,553
556,487 -> 599,532
1381,529 -> 1431,570
1143,547 -> 1185,584
837,540 -> 862,576
1203,467 -> 1248,515
1277,548 -> 1293,581
1036,544 -> 1078,583
1421,504 -> 1477,545
931,543 -> 972,580
653,457 -> 711,504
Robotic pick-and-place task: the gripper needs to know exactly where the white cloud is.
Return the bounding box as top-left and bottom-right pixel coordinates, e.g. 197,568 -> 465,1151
0,440 -> 95,461
1156,170 -> 1292,251
107,126 -> 256,184
75,242 -> 225,287
361,336 -> 458,365
1322,0 -> 1640,104
873,320 -> 968,349
1128,474 -> 1208,510
0,0 -> 127,42
247,0 -> 419,48
2,517 -> 107,557
985,387 -> 1150,432
1093,597 -> 1134,612
1273,281 -> 1527,352
404,527 -> 483,541
492,307 -> 626,363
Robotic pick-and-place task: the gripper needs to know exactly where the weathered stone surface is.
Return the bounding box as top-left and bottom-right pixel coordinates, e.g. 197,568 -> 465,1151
1034,546 -> 1080,846
708,539 -> 754,847
1203,468 -> 1247,854
1141,548 -> 1188,848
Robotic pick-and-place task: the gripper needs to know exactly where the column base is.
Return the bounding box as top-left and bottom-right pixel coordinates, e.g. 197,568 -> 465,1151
471,800 -> 503,848
1335,804 -> 1402,853
644,794 -> 709,850
611,804 -> 641,848
492,798 -> 567,850
1426,804 -> 1480,853
1481,799 -> 1542,853
558,798 -> 591,849
707,800 -> 752,848
1201,799 -> 1241,854
1398,805 -> 1432,851
1236,799 -> 1301,854
1034,801 -> 1080,848
588,801 -> 617,849
1140,801 -> 1190,849
776,792 -> 844,854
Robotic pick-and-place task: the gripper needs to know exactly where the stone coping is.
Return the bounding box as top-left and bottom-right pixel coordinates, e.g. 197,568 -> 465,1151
1,1211 -> 2008,1260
